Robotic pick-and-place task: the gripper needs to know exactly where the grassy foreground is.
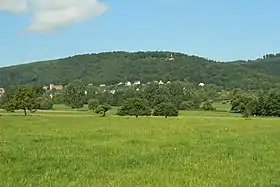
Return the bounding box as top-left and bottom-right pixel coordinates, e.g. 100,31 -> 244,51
1,109 -> 280,186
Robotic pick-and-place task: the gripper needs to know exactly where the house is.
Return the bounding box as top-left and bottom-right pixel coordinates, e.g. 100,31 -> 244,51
199,83 -> 205,87
133,81 -> 141,85
0,88 -> 5,97
49,84 -> 63,90
126,81 -> 132,86
168,54 -> 174,61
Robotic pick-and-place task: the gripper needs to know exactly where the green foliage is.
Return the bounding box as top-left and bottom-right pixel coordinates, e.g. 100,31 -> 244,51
1,51 -> 280,90
230,92 -> 255,113
117,98 -> 152,117
88,99 -> 100,111
153,102 -> 179,118
95,104 -> 111,117
201,101 -> 215,111
52,94 -> 64,105
35,95 -> 53,110
6,87 -> 38,115
63,80 -> 86,109
230,89 -> 280,117
179,101 -> 200,110
256,89 -> 280,117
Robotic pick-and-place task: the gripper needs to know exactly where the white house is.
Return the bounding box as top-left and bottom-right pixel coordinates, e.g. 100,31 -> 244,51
126,81 -> 132,86
133,81 -> 141,85
168,54 -> 174,61
199,83 -> 205,87
100,84 -> 106,87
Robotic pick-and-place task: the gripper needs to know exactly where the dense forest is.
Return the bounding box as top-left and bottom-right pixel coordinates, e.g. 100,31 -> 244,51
1,51 -> 280,90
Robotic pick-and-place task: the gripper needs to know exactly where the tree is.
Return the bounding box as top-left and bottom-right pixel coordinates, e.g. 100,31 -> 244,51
88,99 -> 99,111
63,80 -> 86,109
35,95 -> 53,110
153,102 -> 179,118
6,87 -> 38,116
257,89 -> 280,117
95,104 -> 111,117
230,92 -> 255,113
201,100 -> 215,111
117,98 -> 152,117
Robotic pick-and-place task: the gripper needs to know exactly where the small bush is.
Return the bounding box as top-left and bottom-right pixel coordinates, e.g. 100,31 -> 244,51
88,99 -> 99,111
95,104 -> 111,117
201,101 -> 215,111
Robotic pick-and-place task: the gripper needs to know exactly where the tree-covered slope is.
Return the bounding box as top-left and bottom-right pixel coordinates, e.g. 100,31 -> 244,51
244,54 -> 280,77
0,51 -> 280,90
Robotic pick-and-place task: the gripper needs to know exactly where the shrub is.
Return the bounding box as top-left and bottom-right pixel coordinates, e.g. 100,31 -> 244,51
201,100 -> 215,111
153,102 -> 179,118
95,104 -> 111,117
88,99 -> 99,111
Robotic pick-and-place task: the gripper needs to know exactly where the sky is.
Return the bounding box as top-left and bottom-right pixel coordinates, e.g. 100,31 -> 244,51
1,0 -> 280,67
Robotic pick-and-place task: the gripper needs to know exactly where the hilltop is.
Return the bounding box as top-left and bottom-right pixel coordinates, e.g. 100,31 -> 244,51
0,51 -> 280,90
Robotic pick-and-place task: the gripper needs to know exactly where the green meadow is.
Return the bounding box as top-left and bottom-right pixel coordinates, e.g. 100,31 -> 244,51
1,104 -> 280,186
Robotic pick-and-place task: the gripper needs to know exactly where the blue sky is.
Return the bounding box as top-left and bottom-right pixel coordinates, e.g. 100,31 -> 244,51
1,0 -> 280,67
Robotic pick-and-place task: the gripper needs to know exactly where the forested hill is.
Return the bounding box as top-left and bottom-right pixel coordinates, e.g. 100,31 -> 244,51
0,51 -> 280,90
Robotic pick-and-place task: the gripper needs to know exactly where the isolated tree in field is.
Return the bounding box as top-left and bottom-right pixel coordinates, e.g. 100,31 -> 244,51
95,104 -> 111,117
6,87 -> 38,116
153,102 -> 179,118
63,80 -> 86,109
201,100 -> 215,111
88,99 -> 100,111
117,98 -> 152,117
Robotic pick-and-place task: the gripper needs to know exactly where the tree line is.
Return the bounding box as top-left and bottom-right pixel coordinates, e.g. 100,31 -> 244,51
1,80 -> 280,118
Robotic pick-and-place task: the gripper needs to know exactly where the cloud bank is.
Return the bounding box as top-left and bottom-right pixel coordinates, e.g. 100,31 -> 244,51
0,0 -> 108,32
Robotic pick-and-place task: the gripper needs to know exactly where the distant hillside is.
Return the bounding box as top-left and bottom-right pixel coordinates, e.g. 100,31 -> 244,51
244,54 -> 280,77
0,51 -> 280,90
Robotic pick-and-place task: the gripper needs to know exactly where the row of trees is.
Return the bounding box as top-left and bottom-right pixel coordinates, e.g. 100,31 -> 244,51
0,79 -> 217,116
62,80 -> 217,110
230,89 -> 280,117
3,79 -> 280,118
88,98 -> 179,118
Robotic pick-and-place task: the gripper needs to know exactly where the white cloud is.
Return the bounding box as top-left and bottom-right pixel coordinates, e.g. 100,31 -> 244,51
0,0 -> 27,13
0,0 -> 108,32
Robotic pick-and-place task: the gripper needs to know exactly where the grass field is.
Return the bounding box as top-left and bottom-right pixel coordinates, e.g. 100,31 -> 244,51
1,103 -> 280,186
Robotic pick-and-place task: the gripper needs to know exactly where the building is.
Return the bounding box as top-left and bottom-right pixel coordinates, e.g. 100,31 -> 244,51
0,88 -> 5,97
49,84 -> 63,90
